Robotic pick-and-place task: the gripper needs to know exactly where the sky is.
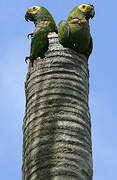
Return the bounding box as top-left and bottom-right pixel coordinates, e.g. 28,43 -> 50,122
0,0 -> 117,179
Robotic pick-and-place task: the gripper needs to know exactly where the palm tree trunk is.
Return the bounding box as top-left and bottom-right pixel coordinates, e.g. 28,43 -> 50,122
22,32 -> 93,180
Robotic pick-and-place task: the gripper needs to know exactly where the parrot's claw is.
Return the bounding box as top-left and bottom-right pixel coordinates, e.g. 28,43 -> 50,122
27,33 -> 33,39
25,56 -> 30,63
25,56 -> 34,67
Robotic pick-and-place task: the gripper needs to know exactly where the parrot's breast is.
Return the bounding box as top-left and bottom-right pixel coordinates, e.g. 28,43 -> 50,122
69,22 -> 91,53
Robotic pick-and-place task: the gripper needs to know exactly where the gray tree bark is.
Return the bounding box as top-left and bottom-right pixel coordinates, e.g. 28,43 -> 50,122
22,33 -> 93,180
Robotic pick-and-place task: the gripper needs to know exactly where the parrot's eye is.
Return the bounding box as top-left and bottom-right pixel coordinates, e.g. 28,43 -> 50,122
82,5 -> 86,9
33,7 -> 37,10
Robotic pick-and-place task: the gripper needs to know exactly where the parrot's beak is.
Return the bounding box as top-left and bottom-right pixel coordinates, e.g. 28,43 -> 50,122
89,4 -> 94,8
85,5 -> 95,20
25,12 -> 34,22
90,8 -> 95,19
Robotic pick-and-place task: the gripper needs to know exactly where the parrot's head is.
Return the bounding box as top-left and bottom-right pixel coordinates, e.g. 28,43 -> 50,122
25,6 -> 42,23
78,4 -> 95,20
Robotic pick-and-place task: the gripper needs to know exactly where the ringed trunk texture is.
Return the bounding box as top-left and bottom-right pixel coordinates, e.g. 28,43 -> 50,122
22,33 -> 93,180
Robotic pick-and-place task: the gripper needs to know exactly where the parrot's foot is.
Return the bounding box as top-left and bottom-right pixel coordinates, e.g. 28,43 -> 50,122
25,56 -> 34,67
27,33 -> 33,39
25,56 -> 31,63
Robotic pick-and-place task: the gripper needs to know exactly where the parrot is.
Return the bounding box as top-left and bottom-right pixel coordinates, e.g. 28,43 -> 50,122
25,6 -> 57,66
57,4 -> 95,59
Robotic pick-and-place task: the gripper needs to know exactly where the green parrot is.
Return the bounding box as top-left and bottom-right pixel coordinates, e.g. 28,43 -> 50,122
25,6 -> 57,66
58,4 -> 95,59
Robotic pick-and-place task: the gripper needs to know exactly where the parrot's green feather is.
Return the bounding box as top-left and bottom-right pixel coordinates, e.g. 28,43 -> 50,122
86,36 -> 93,59
30,27 -> 49,59
67,7 -> 85,21
57,20 -> 70,47
34,7 -> 57,33
57,4 -> 95,59
25,6 -> 57,64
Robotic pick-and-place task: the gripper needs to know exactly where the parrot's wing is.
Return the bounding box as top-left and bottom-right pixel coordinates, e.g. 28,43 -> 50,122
30,27 -> 49,59
57,20 -> 70,47
30,35 -> 39,59
86,36 -> 93,59
38,8 -> 57,33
